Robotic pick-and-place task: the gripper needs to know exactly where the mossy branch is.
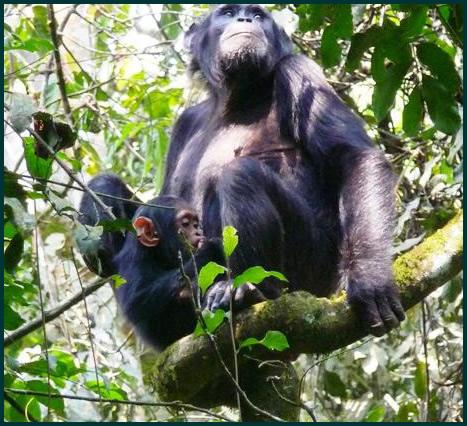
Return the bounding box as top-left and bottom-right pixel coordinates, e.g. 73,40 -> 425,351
154,211 -> 463,404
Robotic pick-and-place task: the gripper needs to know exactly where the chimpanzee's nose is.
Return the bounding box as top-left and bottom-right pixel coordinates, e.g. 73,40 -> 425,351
237,17 -> 252,23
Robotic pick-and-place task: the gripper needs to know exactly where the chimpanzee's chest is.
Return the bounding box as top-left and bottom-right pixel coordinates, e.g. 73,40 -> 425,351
169,117 -> 302,203
197,123 -> 299,177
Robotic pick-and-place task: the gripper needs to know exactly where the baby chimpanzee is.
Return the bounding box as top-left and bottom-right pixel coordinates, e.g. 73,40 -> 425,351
78,174 -> 224,349
114,195 -> 228,350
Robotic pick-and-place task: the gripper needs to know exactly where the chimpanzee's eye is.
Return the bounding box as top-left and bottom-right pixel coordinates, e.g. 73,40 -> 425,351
223,9 -> 234,17
253,13 -> 263,21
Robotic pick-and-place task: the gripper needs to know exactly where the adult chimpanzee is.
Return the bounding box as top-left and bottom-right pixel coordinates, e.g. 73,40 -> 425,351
160,4 -> 405,336
78,174 -> 227,349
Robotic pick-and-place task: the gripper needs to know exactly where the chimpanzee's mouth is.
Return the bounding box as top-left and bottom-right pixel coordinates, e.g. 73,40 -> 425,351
194,236 -> 205,250
225,32 -> 263,41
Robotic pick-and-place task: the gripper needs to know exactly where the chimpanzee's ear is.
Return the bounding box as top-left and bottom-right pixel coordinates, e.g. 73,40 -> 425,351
133,216 -> 160,247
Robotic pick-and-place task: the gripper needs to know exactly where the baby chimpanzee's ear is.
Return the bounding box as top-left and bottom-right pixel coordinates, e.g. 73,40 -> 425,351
133,216 -> 160,247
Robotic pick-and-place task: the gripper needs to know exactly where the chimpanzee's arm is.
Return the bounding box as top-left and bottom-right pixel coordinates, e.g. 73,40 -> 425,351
117,238 -> 225,349
276,55 -> 404,335
336,147 -> 405,336
78,173 -> 139,277
161,102 -> 210,193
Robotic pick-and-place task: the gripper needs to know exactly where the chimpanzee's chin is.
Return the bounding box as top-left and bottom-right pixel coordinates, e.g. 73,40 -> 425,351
220,50 -> 267,79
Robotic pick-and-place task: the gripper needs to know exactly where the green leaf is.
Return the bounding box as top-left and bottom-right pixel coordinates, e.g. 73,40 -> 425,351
331,5 -> 353,39
364,405 -> 386,422
260,330 -> 290,351
9,93 -> 37,132
370,45 -> 386,83
296,5 -> 326,33
5,37 -> 54,54
4,197 -> 35,231
23,136 -> 54,180
49,349 -> 84,377
4,304 -> 24,330
346,26 -> 380,71
111,274 -> 127,288
222,225 -> 238,258
238,337 -> 261,349
194,309 -> 226,336
27,380 -> 65,415
4,169 -> 27,203
422,75 -> 461,135
73,222 -> 103,257
160,4 -> 183,40
85,379 -> 128,400
5,233 -> 24,273
98,218 -> 133,233
396,401 -> 419,422
32,5 -> 50,38
372,62 -> 410,122
417,42 -> 460,93
56,152 -> 81,172
4,221 -> 18,240
436,160 -> 454,184
233,266 -> 287,289
198,262 -> 227,294
414,361 -> 427,399
321,26 -> 341,68
399,6 -> 428,39
5,390 -> 41,422
403,86 -> 423,136
323,371 -> 347,398
239,330 -> 290,352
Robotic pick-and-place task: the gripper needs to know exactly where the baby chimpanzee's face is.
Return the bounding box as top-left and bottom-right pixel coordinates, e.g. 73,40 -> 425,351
175,209 -> 204,249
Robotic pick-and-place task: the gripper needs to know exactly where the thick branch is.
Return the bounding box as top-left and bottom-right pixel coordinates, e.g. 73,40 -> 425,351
154,211 -> 463,404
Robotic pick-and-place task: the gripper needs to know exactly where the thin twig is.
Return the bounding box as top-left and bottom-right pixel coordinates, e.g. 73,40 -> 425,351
33,201 -> 52,420
14,172 -> 174,210
421,300 -> 431,422
226,269 -> 242,416
71,248 -> 103,402
270,379 -> 317,422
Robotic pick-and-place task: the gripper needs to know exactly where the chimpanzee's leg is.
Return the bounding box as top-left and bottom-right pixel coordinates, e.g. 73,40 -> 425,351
78,173 -> 139,277
203,157 -> 327,311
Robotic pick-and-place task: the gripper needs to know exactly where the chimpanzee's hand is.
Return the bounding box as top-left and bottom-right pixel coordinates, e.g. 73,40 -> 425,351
347,280 -> 405,337
203,281 -> 267,312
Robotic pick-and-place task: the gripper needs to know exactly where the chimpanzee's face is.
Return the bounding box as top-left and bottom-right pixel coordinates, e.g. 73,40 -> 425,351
175,209 -> 204,250
212,5 -> 273,73
186,4 -> 292,87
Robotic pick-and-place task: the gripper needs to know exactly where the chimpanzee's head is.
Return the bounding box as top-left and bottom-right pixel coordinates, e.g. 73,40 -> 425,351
186,4 -> 292,88
132,196 -> 204,265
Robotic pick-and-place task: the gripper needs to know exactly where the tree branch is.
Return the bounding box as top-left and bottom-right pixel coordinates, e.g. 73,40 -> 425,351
154,211 -> 463,405
47,4 -> 72,125
4,277 -> 110,347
